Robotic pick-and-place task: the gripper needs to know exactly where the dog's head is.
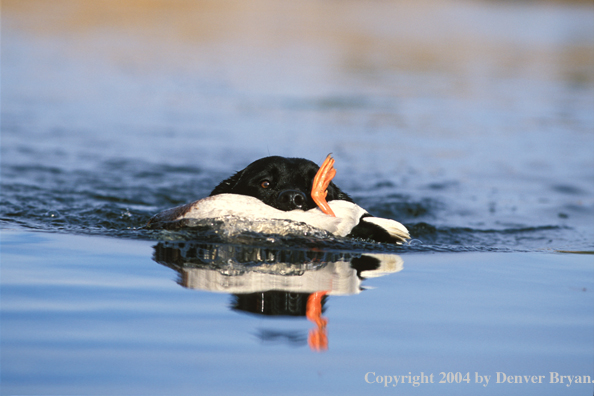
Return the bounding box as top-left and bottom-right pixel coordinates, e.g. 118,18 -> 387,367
210,156 -> 352,211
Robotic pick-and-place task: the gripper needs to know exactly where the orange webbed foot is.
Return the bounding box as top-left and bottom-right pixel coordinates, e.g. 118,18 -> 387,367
311,154 -> 337,217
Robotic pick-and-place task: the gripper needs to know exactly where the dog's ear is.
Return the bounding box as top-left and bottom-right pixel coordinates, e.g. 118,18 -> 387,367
210,170 -> 244,196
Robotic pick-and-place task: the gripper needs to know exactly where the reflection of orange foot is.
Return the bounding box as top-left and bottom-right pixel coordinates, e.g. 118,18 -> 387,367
308,327 -> 328,352
306,291 -> 329,352
311,154 -> 336,217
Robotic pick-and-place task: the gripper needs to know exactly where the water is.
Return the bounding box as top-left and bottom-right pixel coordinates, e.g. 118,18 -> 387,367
1,0 -> 594,394
2,231 -> 593,395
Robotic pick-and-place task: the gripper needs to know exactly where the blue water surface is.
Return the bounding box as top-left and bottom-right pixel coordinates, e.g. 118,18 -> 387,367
1,0 -> 594,395
1,231 -> 593,395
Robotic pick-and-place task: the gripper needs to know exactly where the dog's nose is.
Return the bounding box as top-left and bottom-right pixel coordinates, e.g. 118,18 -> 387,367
277,190 -> 307,210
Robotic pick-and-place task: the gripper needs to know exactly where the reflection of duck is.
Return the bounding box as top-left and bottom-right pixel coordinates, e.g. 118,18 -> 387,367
147,155 -> 410,244
153,242 -> 403,351
154,242 -> 403,295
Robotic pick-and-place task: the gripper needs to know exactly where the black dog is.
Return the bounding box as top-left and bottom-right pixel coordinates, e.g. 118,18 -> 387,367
209,156 -> 352,212
147,155 -> 410,244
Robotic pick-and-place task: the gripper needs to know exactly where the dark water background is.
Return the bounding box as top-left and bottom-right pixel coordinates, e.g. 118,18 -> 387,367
1,1 -> 594,395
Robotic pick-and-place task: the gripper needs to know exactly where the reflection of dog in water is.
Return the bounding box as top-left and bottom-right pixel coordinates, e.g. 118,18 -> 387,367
231,290 -> 329,351
153,242 -> 403,352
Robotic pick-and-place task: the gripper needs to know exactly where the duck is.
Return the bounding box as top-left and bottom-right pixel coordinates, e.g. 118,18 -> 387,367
147,154 -> 410,244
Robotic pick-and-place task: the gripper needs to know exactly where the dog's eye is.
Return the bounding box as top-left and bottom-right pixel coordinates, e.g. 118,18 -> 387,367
260,180 -> 270,188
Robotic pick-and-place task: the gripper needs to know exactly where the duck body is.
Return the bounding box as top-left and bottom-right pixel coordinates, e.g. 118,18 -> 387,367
147,156 -> 410,244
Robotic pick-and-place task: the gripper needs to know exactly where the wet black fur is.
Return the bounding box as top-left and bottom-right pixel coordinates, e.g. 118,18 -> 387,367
210,156 -> 353,211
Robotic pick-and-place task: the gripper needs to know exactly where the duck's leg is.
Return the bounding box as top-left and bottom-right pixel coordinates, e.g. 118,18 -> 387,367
311,154 -> 336,217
